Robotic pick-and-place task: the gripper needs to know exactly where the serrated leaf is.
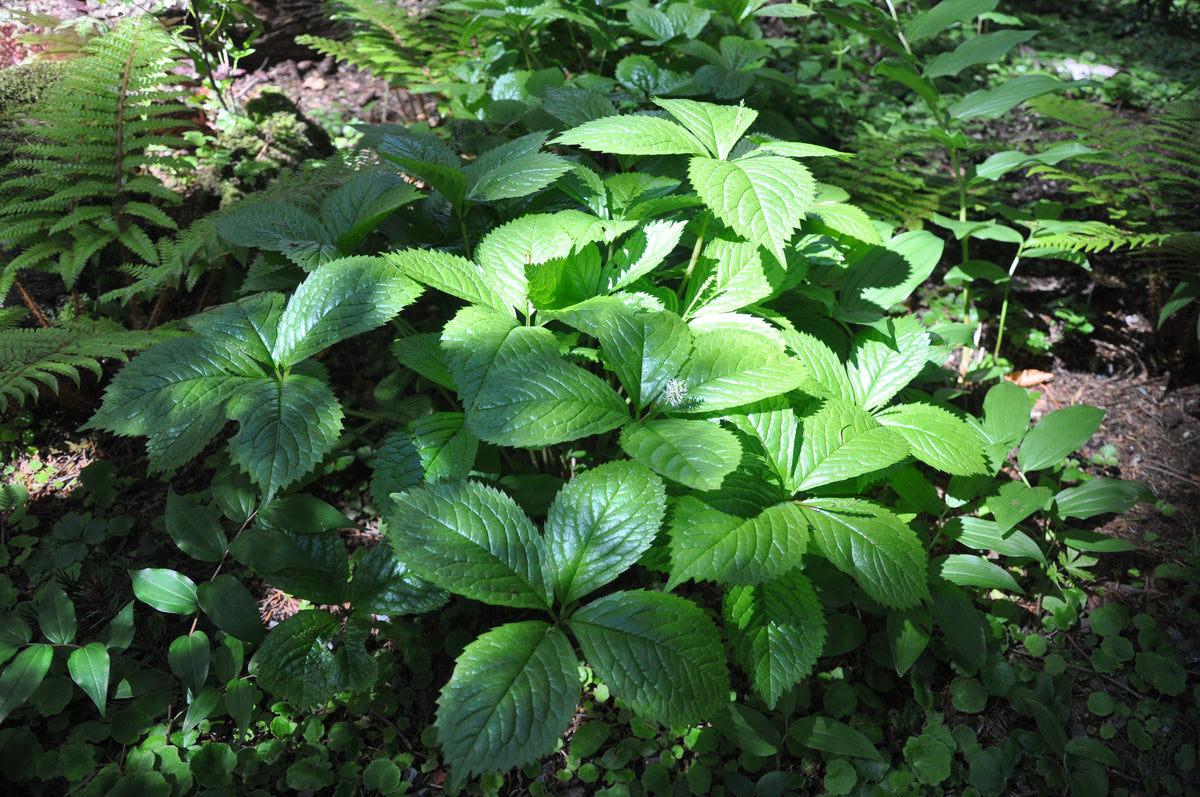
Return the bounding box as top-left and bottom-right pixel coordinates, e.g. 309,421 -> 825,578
800,498 -> 929,608
1055,477 -> 1155,520
808,201 -> 883,244
987,481 -> 1052,533
789,716 -> 883,761
1017,404 -> 1105,472
371,413 -> 478,503
197,576 -> 266,644
782,329 -> 855,403
846,316 -> 930,411
441,307 -> 627,447
545,461 -> 665,605
685,234 -> 785,318
392,333 -> 456,389
437,622 -> 578,782
321,171 -> 423,252
465,133 -> 571,201
934,554 -> 1021,592
67,643 -> 110,716
387,480 -> 550,610
169,631 -> 210,697
724,570 -> 826,708
37,585 -> 76,645
875,402 -> 987,476
230,524 -> 349,605
620,419 -> 741,491
553,113 -> 708,156
796,399 -> 910,491
570,590 -> 729,727
589,305 -> 692,409
131,568 -> 198,614
841,231 -> 944,314
726,398 -> 801,491
689,154 -> 815,263
165,491 -> 227,562
682,329 -> 807,413
386,248 -> 513,315
605,219 -> 687,292
350,543 -> 449,616
0,644 -> 53,724
943,516 -> 1046,563
250,610 -> 377,708
225,374 -> 343,502
656,99 -> 757,160
668,498 -> 808,588
273,256 -> 421,366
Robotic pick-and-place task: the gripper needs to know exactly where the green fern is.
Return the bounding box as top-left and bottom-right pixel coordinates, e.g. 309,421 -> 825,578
0,319 -> 168,413
0,14 -> 193,304
295,0 -> 463,91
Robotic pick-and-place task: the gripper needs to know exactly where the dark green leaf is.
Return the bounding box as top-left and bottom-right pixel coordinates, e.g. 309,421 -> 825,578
924,29 -> 1038,78
350,543 -> 449,616
987,481 -> 1052,533
131,568 -> 198,614
67,643 -> 110,716
197,576 -> 266,644
1055,477 -> 1155,520
789,716 -> 883,761
669,498 -> 809,588
249,610 -> 377,708
165,491 -> 227,562
0,644 -> 54,724
37,585 -> 76,645
620,419 -> 741,491
168,631 -> 211,697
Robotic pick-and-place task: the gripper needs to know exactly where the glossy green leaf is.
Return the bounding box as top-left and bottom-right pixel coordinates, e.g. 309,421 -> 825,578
571,590 -> 729,726
131,568 -> 198,614
586,305 -> 692,409
437,622 -> 578,782
0,643 -> 54,724
789,716 -> 883,761
182,685 -> 222,733
231,523 -> 350,605
974,141 -> 1100,182
386,248 -> 512,315
841,231 -> 943,315
225,372 -> 343,502
37,585 -> 76,645
68,642 -> 110,716
656,98 -> 757,160
197,576 -> 266,644
796,399 -> 910,491
685,235 -> 785,318
1058,528 -> 1138,553
165,491 -> 227,562
682,329 -> 807,413
1055,477 -> 1155,520
800,498 -> 929,608
168,631 -> 211,697
620,419 -> 741,491
544,461 -> 665,605
387,479 -> 550,610
604,219 -> 687,292
876,402 -> 987,476
372,413 -> 478,502
1017,404 -> 1105,472
322,170 -> 423,252
943,516 -> 1045,563
669,498 -> 809,588
934,554 -> 1021,592
874,58 -> 940,111
846,316 -> 930,411
887,607 -> 931,676
465,132 -> 571,201
690,154 -> 815,264
249,610 -> 377,708
724,570 -> 826,708
225,678 -> 255,743
951,74 -> 1081,120
442,307 -> 628,447
904,0 -> 998,42
924,29 -> 1037,78
725,398 -> 802,491
272,256 -> 421,366
979,380 -> 1035,449
553,114 -> 708,156
101,602 -> 135,653
349,542 -> 449,616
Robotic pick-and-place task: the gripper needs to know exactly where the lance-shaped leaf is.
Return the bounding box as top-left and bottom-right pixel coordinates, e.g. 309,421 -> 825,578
1055,477 -> 1155,520
437,622 -> 578,785
131,568 -> 198,614
544,461 -> 665,605
165,491 -> 227,562
198,576 -> 266,644
685,235 -> 785,318
656,98 -> 757,160
441,307 -> 627,448
846,316 -> 930,411
225,373 -> 343,502
943,516 -> 1046,563
681,329 -> 807,413
799,498 -> 929,608
386,249 -> 513,315
68,643 -> 110,716
591,306 -> 691,410
668,498 -> 808,588
553,113 -> 709,156
249,609 -> 377,708
950,74 -> 1082,120
272,256 -> 422,366
795,398 -> 910,491
387,480 -> 551,610
1017,404 -> 1105,473
570,590 -> 729,727
726,398 -> 801,492
924,29 -> 1038,78
371,413 -> 478,503
169,631 -> 210,697
875,402 -> 987,476
604,219 -> 687,292
465,132 -> 572,201
37,585 -> 76,645
689,154 -> 815,264
0,644 -> 53,724
724,570 -> 826,708
620,419 -> 741,491
904,0 -> 998,43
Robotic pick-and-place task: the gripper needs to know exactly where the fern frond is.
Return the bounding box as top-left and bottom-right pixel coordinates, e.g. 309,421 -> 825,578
1023,220 -> 1168,254
0,320 -> 166,413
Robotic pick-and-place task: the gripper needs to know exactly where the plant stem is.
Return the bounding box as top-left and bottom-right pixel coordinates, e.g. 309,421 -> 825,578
678,212 -> 710,307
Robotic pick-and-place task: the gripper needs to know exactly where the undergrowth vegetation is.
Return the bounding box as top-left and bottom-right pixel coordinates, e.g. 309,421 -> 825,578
1,1 -> 1197,795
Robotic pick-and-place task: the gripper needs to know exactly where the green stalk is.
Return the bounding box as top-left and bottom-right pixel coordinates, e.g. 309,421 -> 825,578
677,212 -> 710,307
